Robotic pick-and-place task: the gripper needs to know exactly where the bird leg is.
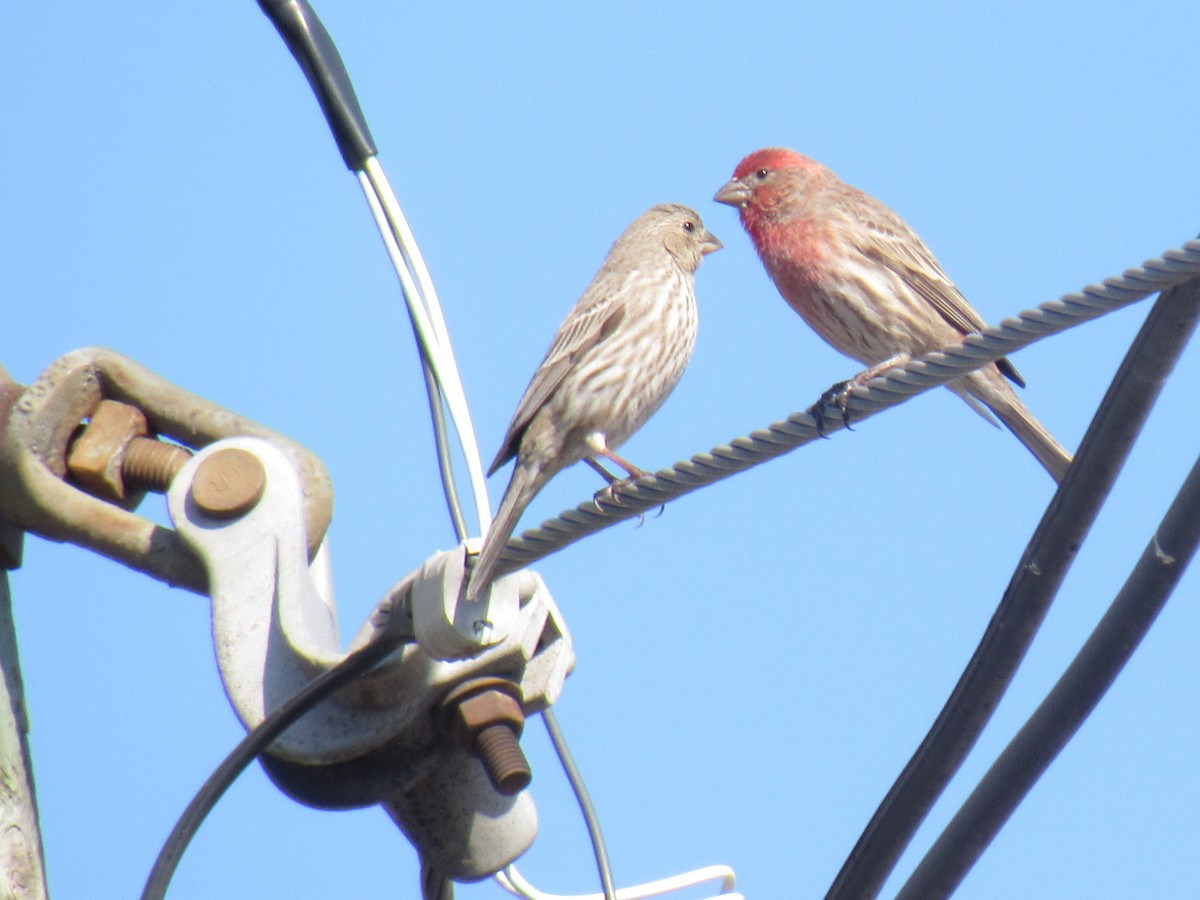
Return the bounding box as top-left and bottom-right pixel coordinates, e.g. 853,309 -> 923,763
588,458 -> 631,513
594,446 -> 648,480
809,356 -> 909,437
586,449 -> 660,522
585,457 -> 622,484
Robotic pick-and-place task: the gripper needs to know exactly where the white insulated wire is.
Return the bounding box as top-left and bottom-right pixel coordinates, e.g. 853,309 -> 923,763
362,158 -> 457,352
355,158 -> 746,898
495,863 -> 742,900
357,160 -> 493,536
354,156 -> 749,898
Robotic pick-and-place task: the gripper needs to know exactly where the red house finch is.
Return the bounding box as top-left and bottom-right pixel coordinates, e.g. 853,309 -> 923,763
715,147 -> 1071,482
466,204 -> 722,600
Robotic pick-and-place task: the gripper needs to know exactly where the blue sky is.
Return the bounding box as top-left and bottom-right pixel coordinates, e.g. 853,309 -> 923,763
4,2 -> 1200,898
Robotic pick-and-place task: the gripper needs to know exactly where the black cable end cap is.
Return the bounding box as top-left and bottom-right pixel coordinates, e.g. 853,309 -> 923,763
258,0 -> 378,171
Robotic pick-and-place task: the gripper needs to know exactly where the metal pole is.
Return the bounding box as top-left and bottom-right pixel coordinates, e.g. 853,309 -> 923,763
0,362 -> 48,898
0,572 -> 48,900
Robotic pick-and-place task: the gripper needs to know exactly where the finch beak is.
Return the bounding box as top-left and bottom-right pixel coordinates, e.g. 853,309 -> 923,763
700,231 -> 723,255
713,178 -> 751,208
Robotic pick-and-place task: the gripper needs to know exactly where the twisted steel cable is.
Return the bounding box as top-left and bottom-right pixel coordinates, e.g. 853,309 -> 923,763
492,239 -> 1200,579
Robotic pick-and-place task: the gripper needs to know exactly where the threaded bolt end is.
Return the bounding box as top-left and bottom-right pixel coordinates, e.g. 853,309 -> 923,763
122,437 -> 192,493
474,724 -> 531,795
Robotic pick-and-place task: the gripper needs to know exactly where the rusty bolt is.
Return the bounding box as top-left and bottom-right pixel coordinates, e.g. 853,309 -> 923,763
439,678 -> 531,795
122,438 -> 192,493
67,400 -> 192,504
190,448 -> 266,519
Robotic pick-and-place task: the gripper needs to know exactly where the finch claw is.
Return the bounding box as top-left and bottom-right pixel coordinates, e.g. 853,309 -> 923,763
809,379 -> 854,436
593,477 -> 635,512
805,400 -> 829,438
837,392 -> 854,431
593,476 -> 664,525
632,504 -> 665,527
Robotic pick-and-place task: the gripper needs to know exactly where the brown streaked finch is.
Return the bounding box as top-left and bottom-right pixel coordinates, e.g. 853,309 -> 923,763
715,147 -> 1071,482
466,203 -> 722,600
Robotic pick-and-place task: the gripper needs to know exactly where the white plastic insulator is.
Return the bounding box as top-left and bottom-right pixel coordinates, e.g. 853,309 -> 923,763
410,540 -> 521,660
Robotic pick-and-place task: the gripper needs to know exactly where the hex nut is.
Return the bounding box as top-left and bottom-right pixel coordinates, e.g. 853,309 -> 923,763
66,400 -> 148,503
447,689 -> 525,742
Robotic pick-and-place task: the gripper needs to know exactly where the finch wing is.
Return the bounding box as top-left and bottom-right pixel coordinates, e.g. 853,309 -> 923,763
855,205 -> 1025,387
854,208 -> 988,335
489,276 -> 628,474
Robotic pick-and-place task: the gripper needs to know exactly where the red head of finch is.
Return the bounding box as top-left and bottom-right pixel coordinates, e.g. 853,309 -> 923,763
715,147 -> 1070,482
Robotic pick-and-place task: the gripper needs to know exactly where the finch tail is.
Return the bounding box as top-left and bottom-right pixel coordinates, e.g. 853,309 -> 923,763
990,398 -> 1073,483
466,461 -> 545,601
961,369 -> 1072,483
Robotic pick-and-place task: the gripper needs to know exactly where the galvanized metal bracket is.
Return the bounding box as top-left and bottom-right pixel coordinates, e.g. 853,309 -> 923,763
1,350 -> 576,881
0,348 -> 333,593
167,436 -> 574,880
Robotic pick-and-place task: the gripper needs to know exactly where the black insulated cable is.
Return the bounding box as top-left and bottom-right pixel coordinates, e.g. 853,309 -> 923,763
257,0 -> 377,170
899,447 -> 1200,899
826,272 -> 1200,899
895,276 -> 1200,899
141,634 -> 406,900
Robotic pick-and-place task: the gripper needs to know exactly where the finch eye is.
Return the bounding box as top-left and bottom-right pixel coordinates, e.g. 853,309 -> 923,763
682,221 -> 695,233
755,168 -> 769,180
